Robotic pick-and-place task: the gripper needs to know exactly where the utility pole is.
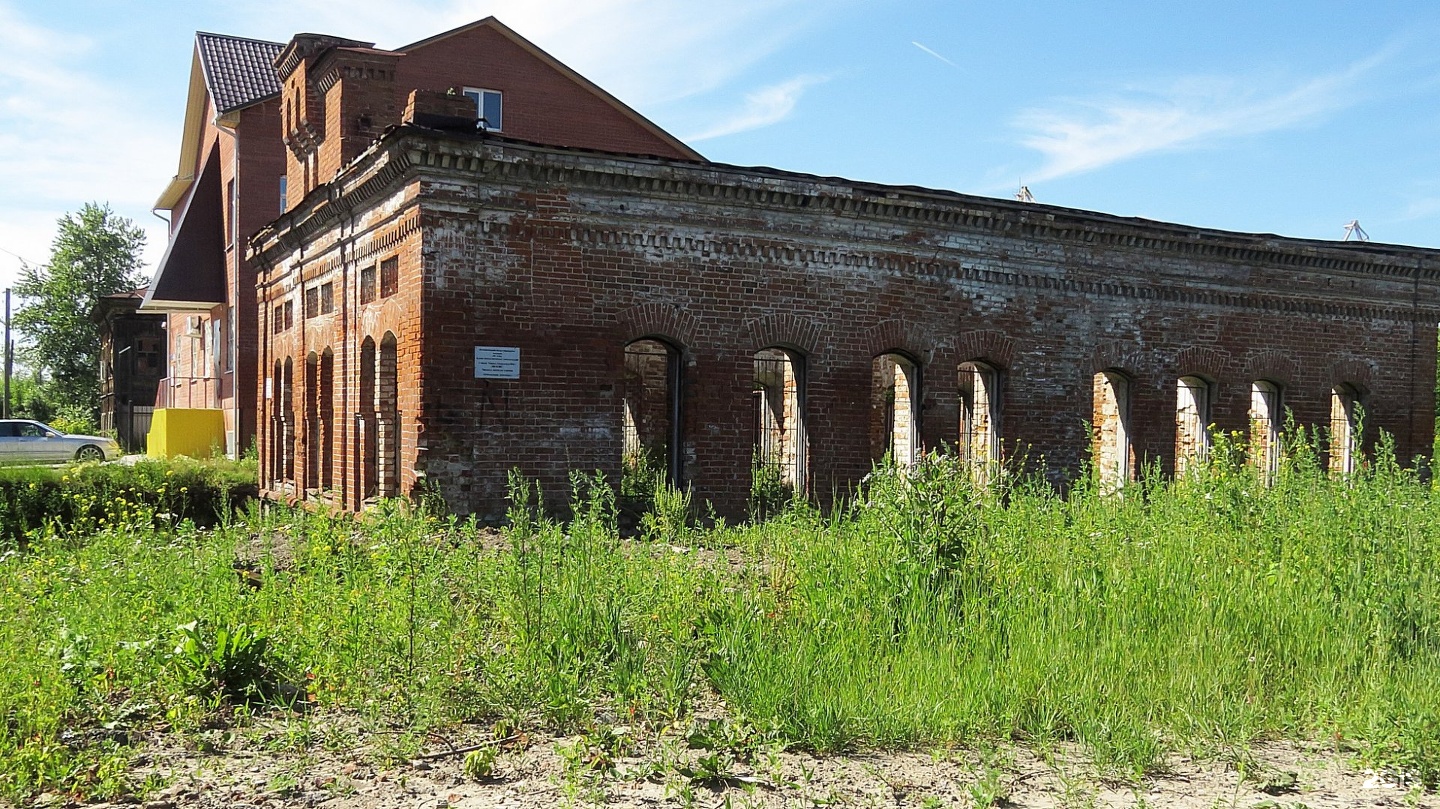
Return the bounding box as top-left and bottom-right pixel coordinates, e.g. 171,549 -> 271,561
3,288 -> 10,419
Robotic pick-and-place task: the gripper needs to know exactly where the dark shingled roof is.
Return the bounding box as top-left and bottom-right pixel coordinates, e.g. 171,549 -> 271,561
195,32 -> 283,115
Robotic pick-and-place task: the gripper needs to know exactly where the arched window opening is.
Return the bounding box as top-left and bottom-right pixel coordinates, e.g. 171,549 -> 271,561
1249,381 -> 1281,480
622,338 -> 681,488
377,333 -> 399,497
304,353 -> 320,491
871,352 -> 920,468
320,348 -> 335,490
269,360 -> 284,487
1175,376 -> 1211,475
958,361 -> 1001,482
281,357 -> 295,484
1092,370 -> 1132,492
358,337 -> 377,501
753,347 -> 807,503
1329,384 -> 1361,475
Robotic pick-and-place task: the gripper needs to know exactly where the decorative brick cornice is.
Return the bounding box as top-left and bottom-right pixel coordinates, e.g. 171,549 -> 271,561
254,130 -> 1440,327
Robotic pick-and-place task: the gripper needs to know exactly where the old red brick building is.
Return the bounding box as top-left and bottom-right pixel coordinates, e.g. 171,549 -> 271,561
148,19 -> 697,457
250,70 -> 1440,516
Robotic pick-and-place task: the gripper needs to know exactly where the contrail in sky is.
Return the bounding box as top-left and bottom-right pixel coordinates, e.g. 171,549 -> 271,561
912,41 -> 958,68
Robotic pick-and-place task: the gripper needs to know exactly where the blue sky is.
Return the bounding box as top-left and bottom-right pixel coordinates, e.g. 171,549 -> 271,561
3,0 -> 1440,289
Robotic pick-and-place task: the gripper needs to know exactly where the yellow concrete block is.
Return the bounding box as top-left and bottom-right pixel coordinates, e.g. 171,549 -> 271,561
147,409 -> 226,459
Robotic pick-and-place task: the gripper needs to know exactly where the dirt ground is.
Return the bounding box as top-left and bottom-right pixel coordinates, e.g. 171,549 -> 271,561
42,711 -> 1434,809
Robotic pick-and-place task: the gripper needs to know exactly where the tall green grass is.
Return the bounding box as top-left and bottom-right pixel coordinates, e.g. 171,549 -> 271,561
2,443 -> 1438,802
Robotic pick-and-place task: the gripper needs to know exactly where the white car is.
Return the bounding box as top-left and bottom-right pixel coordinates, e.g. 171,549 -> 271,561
0,420 -> 122,463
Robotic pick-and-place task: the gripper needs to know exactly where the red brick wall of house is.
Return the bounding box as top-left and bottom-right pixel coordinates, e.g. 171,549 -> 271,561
252,133 -> 1440,520
397,24 -> 691,159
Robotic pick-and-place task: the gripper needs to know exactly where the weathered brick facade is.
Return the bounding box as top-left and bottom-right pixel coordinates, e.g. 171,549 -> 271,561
251,117 -> 1440,519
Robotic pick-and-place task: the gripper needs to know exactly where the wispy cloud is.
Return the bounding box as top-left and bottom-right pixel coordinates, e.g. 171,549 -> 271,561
911,41 -> 957,69
1013,50 -> 1389,183
684,74 -> 827,142
240,0 -> 820,106
0,1 -> 171,285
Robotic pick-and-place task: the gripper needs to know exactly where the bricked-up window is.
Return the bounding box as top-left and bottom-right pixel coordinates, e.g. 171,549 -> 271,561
225,178 -> 236,245
1092,370 -> 1133,493
360,264 -> 377,305
304,351 -> 320,490
1175,376 -> 1211,476
871,352 -> 920,469
281,357 -> 295,483
623,338 -> 682,487
377,332 -> 400,497
753,348 -> 807,508
319,348 -> 334,490
958,361 -> 1001,483
1329,384 -> 1362,475
284,300 -> 294,331
1250,381 -> 1281,482
320,282 -> 335,314
304,287 -> 320,319
272,304 -> 285,334
269,360 -> 285,487
358,338 -> 378,499
380,257 -> 398,298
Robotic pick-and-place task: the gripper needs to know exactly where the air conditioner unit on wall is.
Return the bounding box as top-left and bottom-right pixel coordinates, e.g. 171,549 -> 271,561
185,316 -> 202,337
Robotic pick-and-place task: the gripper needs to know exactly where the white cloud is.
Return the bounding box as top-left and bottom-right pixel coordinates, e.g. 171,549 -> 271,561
238,0 -> 819,107
684,74 -> 827,142
912,41 -> 958,69
1013,51 -> 1388,183
0,1 -> 172,288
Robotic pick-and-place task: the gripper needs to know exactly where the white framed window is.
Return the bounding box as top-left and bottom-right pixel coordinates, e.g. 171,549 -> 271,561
462,87 -> 503,131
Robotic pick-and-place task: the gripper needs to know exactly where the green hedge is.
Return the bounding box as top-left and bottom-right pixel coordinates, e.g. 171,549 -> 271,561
0,457 -> 257,545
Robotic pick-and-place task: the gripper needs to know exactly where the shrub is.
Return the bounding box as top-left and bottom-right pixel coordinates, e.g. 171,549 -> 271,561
0,456 -> 256,546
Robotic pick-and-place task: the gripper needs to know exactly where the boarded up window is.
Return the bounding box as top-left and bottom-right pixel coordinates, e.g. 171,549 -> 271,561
380,257 -> 398,298
958,361 -> 1000,482
1093,371 -> 1132,492
320,282 -> 335,314
1329,384 -> 1360,475
1174,376 -> 1210,475
871,353 -> 919,468
1249,381 -> 1281,480
753,347 -> 806,504
360,265 -> 377,305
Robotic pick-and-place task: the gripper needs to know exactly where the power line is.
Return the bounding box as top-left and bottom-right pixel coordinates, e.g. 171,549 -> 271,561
0,245 -> 39,267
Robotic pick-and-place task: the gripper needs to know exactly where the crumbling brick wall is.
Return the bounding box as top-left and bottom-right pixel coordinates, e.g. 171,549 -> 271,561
251,130 -> 1440,519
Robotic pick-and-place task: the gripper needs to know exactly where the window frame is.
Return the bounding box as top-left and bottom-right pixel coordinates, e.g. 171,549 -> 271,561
462,87 -> 503,132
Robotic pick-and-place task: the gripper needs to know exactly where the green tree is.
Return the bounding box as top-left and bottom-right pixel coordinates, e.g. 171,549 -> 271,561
13,203 -> 146,422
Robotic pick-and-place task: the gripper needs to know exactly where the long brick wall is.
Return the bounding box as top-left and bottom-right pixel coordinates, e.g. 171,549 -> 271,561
251,128 -> 1440,519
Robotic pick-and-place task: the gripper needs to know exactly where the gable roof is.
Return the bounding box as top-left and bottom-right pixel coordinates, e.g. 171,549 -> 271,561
400,17 -> 702,161
195,32 -> 284,115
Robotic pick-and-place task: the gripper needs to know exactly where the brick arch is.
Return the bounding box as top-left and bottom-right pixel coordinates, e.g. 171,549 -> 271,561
954,329 -> 1016,370
743,312 -> 823,355
861,319 -> 935,363
616,302 -> 698,350
1172,346 -> 1231,381
1244,349 -> 1299,387
1330,357 -> 1375,390
1090,342 -> 1147,376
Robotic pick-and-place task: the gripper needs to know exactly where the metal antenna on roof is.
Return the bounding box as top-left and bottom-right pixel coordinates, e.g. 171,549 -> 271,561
1342,220 -> 1369,242
1016,184 -> 1035,203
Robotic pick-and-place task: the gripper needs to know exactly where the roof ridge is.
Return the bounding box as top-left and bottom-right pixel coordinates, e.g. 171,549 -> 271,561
195,30 -> 285,47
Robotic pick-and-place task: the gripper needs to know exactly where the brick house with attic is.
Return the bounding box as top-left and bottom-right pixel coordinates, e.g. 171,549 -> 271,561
146,32 -> 287,456
149,18 -> 698,458
250,90 -> 1440,519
